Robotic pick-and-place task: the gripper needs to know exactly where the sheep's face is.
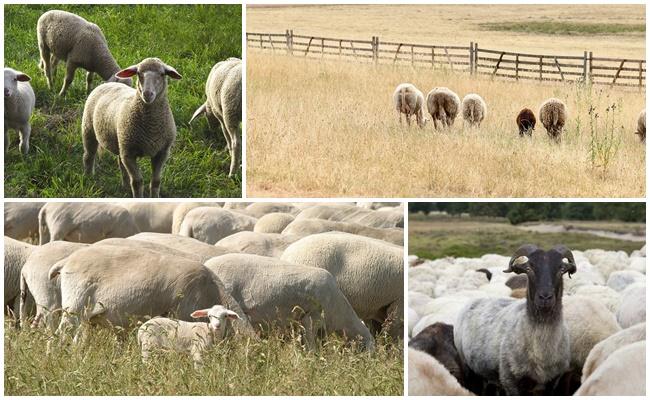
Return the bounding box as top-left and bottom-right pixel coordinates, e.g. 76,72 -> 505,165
115,58 -> 182,104
4,68 -> 30,98
191,305 -> 240,338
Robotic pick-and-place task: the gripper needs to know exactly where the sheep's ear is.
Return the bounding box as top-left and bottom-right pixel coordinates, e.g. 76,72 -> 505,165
164,65 -> 182,80
116,66 -> 138,78
225,311 -> 240,320
190,309 -> 209,319
16,73 -> 31,82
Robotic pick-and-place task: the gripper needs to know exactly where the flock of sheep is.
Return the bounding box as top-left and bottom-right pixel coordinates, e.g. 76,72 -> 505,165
408,244 -> 646,395
393,83 -> 646,141
5,201 -> 404,368
4,10 -> 242,197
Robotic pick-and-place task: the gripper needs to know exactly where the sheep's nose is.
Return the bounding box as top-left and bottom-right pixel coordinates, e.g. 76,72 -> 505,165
537,292 -> 553,300
142,90 -> 155,103
4,88 -> 10,97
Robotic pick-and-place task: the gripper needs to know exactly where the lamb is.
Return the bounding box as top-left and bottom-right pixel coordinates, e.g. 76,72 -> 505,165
204,254 -> 375,351
461,94 -> 487,128
138,305 -> 240,369
615,284 -> 645,328
516,108 -> 536,136
5,237 -> 36,314
118,202 -> 178,233
38,202 -> 139,245
190,58 -> 242,177
454,245 -> 577,395
408,348 -> 473,396
282,218 -> 404,245
538,98 -> 567,140
426,87 -> 461,129
254,212 -> 295,233
409,322 -> 465,387
392,83 -> 427,128
4,202 -> 44,241
81,57 -> 182,197
214,231 -> 301,258
635,109 -> 645,142
36,10 -> 131,95
127,232 -> 229,263
178,207 -> 257,244
4,67 -> 35,155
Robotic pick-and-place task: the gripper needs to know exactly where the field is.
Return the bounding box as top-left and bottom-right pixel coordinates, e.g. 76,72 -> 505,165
408,214 -> 646,259
4,5 -> 242,197
4,322 -> 402,395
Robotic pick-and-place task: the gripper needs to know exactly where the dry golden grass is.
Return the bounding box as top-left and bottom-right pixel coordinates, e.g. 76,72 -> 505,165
247,53 -> 645,198
247,4 -> 645,58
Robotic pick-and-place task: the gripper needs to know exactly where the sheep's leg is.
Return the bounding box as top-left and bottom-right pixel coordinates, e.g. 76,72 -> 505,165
85,72 -> 94,94
300,315 -> 317,351
117,159 -> 130,188
51,56 -> 59,82
213,113 -> 231,153
39,44 -> 53,89
120,154 -> 144,198
191,346 -> 204,370
82,127 -> 98,175
223,112 -> 240,177
18,123 -> 31,155
405,114 -> 411,127
59,62 -> 77,96
150,148 -> 170,198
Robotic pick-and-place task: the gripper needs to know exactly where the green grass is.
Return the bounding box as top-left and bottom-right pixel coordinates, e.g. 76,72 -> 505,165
4,5 -> 242,197
4,321 -> 403,395
479,21 -> 645,36
409,215 -> 645,259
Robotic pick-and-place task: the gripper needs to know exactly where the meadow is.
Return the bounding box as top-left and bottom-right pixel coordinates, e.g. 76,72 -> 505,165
4,5 -> 242,197
4,321 -> 403,396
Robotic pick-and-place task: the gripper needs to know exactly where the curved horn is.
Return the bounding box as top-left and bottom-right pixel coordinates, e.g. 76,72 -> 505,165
504,244 -> 539,273
553,245 -> 577,278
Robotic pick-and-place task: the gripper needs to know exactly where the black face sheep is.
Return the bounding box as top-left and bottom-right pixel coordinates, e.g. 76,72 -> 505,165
409,322 -> 465,386
81,57 -> 182,197
635,109 -> 645,142
36,10 -> 131,96
393,83 -> 427,128
516,108 -> 536,136
539,98 -> 567,140
454,244 -> 577,395
426,87 -> 460,130
4,68 -> 35,155
461,94 -> 487,128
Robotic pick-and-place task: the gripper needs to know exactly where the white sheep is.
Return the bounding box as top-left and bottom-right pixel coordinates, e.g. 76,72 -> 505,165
254,212 -> 295,233
4,202 -> 44,241
408,348 -> 473,396
127,232 -> 229,263
538,98 -> 567,140
178,207 -> 257,244
393,83 -> 427,128
4,68 -> 35,154
36,10 -> 131,95
606,270 -> 645,292
426,87 -> 461,129
138,305 -> 240,369
616,284 -> 646,328
171,202 -> 222,234
5,237 -> 36,314
572,284 -> 621,314
81,57 -> 182,197
117,202 -> 178,233
461,93 -> 487,127
214,231 -> 301,258
282,218 -> 403,245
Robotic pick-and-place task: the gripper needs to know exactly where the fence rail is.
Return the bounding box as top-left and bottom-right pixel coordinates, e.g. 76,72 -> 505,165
246,30 -> 645,88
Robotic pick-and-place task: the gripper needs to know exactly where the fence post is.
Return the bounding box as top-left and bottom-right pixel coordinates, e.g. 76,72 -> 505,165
589,51 -> 593,84
469,42 -> 474,75
474,43 -> 479,74
583,51 -> 588,82
539,56 -> 543,81
431,47 -> 435,68
515,54 -> 519,81
374,36 -> 380,65
639,61 -> 643,89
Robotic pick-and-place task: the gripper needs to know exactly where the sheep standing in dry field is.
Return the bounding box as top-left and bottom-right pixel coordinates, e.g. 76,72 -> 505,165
393,83 -> 427,128
426,87 -> 460,130
539,98 -> 567,140
516,108 -> 536,136
635,109 -> 645,142
461,94 -> 487,128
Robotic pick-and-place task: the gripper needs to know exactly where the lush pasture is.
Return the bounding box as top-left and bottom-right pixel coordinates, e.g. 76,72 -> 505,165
4,5 -> 242,197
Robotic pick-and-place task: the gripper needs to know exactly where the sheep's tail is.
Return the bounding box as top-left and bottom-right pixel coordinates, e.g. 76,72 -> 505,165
552,108 -> 559,128
189,103 -> 207,124
400,89 -> 408,114
19,272 -> 29,328
38,207 -> 49,245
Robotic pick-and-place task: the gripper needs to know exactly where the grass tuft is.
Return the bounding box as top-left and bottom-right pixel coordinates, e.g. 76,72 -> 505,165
479,21 -> 645,36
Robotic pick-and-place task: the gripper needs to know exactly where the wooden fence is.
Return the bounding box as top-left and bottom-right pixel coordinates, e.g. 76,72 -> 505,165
247,30 -> 646,88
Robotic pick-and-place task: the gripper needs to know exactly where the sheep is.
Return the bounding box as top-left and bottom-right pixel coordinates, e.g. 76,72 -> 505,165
282,218 -> 403,245
635,109 -> 645,142
4,202 -> 44,241
426,87 -> 461,129
254,212 -> 295,233
409,322 -> 465,386
81,57 -> 182,197
294,204 -> 404,228
574,340 -> 646,396
516,108 -> 536,136
36,10 -> 131,96
615,284 -> 645,328
461,94 -> 487,128
138,305 -> 240,369
392,83 -> 427,128
581,322 -> 645,383
4,67 -> 35,155
204,254 -> 375,351
189,58 -> 241,177
127,232 -> 229,263
214,231 -> 302,258
573,284 -> 621,314
171,202 -> 222,234
178,207 -> 257,244
408,348 -> 473,396
118,202 -> 178,233
538,98 -> 567,140
243,202 -> 299,218
38,202 -> 139,245
606,269 -> 644,292
454,245 -> 577,395
282,232 -> 403,338
5,237 -> 36,314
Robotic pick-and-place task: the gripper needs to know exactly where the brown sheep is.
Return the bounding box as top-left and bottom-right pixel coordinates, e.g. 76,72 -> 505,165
635,109 -> 645,142
426,87 -> 460,130
409,322 -> 465,386
516,108 -> 536,136
539,98 -> 567,140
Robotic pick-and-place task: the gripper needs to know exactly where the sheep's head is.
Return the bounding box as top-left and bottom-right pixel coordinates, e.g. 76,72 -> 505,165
115,58 -> 181,104
504,244 -> 576,320
191,305 -> 240,338
4,68 -> 30,98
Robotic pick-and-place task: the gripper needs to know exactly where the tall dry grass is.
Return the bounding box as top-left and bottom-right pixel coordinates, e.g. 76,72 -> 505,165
247,52 -> 645,198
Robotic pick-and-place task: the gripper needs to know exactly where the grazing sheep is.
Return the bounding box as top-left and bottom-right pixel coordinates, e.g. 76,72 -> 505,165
127,232 -> 229,263
118,202 -> 177,233
81,57 -> 182,197
393,83 -> 427,128
295,204 -> 404,228
171,202 -> 222,234
538,98 -> 567,140
574,340 -> 646,396
454,245 -> 577,395
635,109 -> 645,142
615,284 -> 645,328
572,284 -> 621,314
606,270 -> 644,292
409,322 -> 465,387
190,58 -> 242,177
38,202 -> 139,245
138,305 -> 240,369
204,254 -> 375,350
254,212 -> 295,233
36,10 -> 131,95
4,68 -> 35,155
461,94 -> 487,128
243,202 -> 299,218
4,202 -> 44,241
282,218 -> 403,245
408,348 -> 473,396
5,237 -> 36,314
426,87 -> 461,129
516,108 -> 536,136
178,207 -> 257,244
214,231 -> 301,258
